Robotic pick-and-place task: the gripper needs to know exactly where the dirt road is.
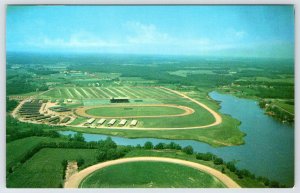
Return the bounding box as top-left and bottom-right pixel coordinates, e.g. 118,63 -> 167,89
64,157 -> 240,188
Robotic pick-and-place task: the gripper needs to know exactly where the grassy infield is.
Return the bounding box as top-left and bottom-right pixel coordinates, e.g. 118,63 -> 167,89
79,161 -> 225,188
86,106 -> 186,117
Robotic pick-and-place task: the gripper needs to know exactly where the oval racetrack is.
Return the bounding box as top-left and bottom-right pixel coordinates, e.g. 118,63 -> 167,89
64,157 -> 241,188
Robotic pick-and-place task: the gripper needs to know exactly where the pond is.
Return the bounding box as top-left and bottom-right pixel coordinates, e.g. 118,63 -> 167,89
59,91 -> 294,186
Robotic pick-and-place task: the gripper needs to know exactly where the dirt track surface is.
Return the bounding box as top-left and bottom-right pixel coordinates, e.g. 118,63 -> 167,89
64,157 -> 240,188
75,104 -> 195,118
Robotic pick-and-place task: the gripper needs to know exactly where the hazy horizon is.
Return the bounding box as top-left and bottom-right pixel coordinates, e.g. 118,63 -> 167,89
6,5 -> 294,59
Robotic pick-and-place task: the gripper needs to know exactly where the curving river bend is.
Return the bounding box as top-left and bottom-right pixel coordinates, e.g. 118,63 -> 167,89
59,91 -> 294,186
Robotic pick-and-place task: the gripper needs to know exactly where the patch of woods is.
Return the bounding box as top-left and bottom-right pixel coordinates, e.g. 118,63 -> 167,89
6,116 -> 62,142
259,100 -> 294,123
6,74 -> 49,95
6,97 -> 19,112
233,80 -> 294,99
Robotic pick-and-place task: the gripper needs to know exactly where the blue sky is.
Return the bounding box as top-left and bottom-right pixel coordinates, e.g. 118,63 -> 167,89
6,5 -> 294,58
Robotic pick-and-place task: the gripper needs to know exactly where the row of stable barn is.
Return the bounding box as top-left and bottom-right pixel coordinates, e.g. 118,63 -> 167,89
85,118 -> 138,127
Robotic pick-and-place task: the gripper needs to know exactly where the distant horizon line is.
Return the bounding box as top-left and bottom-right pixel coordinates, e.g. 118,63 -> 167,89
6,50 -> 294,61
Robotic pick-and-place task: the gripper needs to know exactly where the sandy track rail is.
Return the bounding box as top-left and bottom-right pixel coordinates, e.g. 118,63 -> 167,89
64,157 -> 240,188
75,104 -> 195,118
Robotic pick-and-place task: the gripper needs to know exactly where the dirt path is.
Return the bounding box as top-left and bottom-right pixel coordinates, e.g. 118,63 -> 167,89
65,161 -> 78,181
75,104 -> 195,118
64,157 -> 240,188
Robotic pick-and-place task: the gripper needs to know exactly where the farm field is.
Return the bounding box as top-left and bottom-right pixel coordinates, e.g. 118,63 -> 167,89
6,137 -> 66,170
40,87 -> 179,99
272,101 -> 294,114
7,148 -> 98,188
79,161 -> 226,188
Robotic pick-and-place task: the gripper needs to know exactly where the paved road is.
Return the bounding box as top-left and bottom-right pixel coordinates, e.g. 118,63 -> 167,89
64,157 -> 241,188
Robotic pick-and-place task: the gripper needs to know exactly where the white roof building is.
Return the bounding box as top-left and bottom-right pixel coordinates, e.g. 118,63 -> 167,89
108,119 -> 116,125
130,120 -> 138,126
119,119 -> 127,126
86,118 -> 95,124
97,118 -> 106,125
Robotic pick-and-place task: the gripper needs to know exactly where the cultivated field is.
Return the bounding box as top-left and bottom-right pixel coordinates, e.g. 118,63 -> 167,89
7,148 -> 98,188
40,87 -> 179,99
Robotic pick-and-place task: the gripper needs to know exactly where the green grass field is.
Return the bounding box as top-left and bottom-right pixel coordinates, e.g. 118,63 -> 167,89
85,106 -> 186,117
168,69 -> 217,77
68,117 -> 87,125
6,137 -> 65,169
237,76 -> 294,84
7,148 -> 98,188
272,101 -> 294,114
79,161 -> 225,188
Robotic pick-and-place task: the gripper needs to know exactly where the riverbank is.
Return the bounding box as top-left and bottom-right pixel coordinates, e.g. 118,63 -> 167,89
216,88 -> 294,124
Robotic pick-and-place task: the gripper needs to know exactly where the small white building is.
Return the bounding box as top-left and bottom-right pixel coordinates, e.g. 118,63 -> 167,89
108,119 -> 116,126
67,99 -> 72,103
130,120 -> 138,126
86,118 -> 95,124
119,119 -> 127,126
97,118 -> 106,125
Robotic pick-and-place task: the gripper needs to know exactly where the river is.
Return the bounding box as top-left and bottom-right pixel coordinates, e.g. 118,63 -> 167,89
59,91 -> 294,186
